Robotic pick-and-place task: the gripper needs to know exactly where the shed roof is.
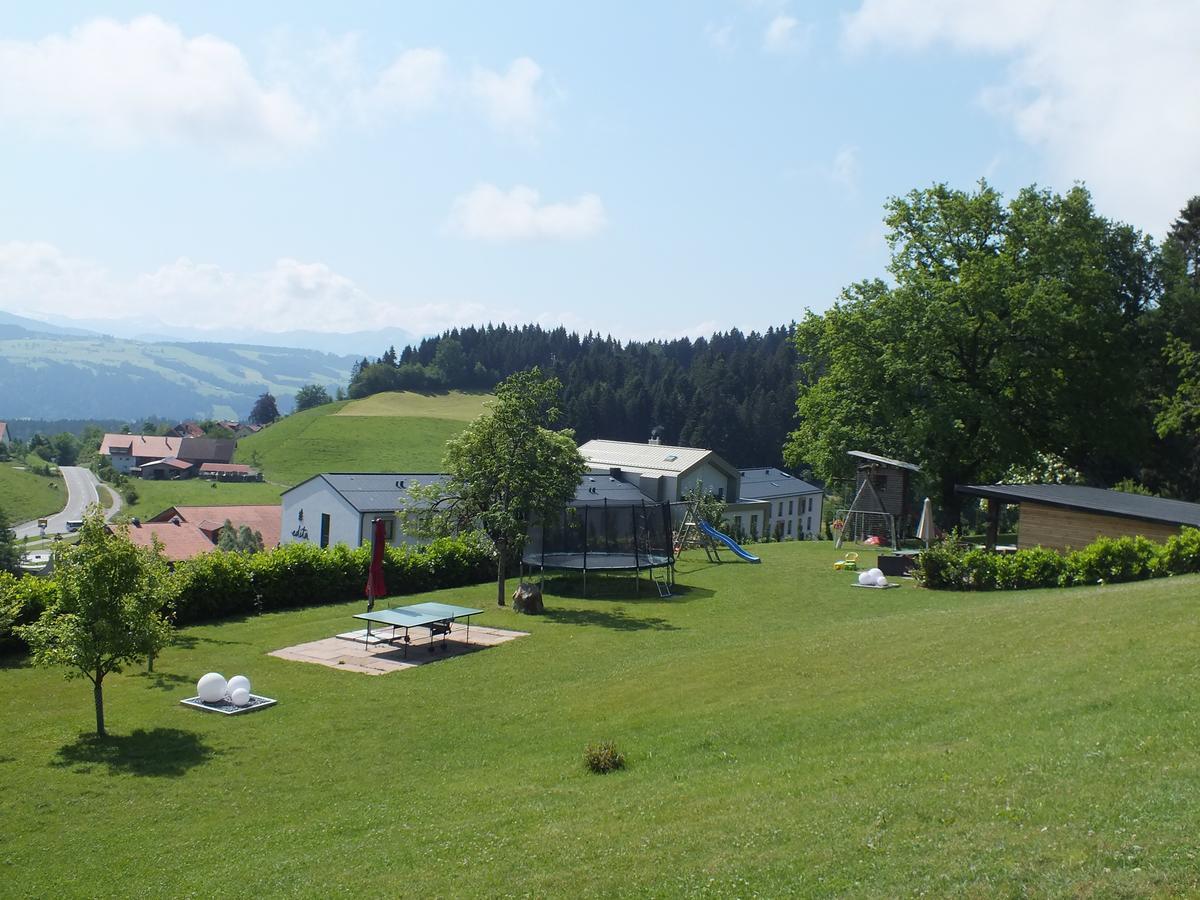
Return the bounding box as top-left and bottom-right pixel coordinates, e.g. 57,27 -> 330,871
578,439 -> 735,478
738,467 -> 823,500
847,450 -> 921,472
573,470 -> 659,506
284,473 -> 449,513
141,457 -> 193,470
956,483 -> 1200,529
198,463 -> 256,474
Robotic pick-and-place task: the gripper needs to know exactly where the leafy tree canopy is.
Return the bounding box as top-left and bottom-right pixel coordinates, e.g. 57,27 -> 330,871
16,512 -> 174,736
293,384 -> 332,413
786,181 -> 1155,523
249,392 -> 280,426
408,367 -> 586,607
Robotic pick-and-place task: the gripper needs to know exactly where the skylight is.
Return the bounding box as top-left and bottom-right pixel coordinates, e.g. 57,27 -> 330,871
664,454 -> 678,462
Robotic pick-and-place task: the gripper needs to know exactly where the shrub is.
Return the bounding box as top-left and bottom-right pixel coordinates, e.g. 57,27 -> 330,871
995,546 -> 1068,590
1152,527 -> 1200,577
583,740 -> 626,774
0,571 -> 59,649
1064,535 -> 1158,586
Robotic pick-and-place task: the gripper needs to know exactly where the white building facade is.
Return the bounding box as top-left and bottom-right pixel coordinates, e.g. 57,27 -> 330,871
279,473 -> 447,549
735,467 -> 825,540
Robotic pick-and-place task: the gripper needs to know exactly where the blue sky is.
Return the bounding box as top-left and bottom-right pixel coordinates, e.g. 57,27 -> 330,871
0,2 -> 1196,347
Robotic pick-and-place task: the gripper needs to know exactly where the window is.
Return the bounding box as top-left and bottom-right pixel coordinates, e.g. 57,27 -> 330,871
873,473 -> 888,491
807,497 -> 813,512
319,513 -> 331,549
788,500 -> 794,515
778,501 -> 784,516
807,517 -> 812,533
787,520 -> 793,535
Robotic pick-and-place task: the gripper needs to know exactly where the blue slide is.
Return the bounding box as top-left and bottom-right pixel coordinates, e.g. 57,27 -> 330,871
698,520 -> 762,563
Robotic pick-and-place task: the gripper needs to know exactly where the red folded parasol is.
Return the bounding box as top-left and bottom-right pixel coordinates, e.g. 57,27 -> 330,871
365,518 -> 387,610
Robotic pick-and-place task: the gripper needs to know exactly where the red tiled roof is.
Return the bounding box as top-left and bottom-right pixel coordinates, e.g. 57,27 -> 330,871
147,504 -> 281,547
118,520 -> 218,561
141,457 -> 193,470
99,433 -> 181,459
199,463 -> 255,474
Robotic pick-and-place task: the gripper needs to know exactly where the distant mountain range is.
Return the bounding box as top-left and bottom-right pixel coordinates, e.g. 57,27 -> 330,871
0,311 -> 364,421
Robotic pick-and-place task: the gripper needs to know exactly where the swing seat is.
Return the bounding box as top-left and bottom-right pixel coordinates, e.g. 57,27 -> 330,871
833,551 -> 859,571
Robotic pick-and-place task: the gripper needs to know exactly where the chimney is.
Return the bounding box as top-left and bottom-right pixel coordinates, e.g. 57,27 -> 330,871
648,425 -> 664,446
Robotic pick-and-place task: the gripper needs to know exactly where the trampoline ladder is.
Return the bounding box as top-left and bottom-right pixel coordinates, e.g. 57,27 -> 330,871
654,571 -> 673,598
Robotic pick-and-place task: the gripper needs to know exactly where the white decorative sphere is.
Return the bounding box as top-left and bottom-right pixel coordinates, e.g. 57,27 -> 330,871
227,675 -> 251,696
875,574 -> 889,587
857,571 -> 872,585
197,672 -> 227,703
867,568 -> 883,579
230,687 -> 251,707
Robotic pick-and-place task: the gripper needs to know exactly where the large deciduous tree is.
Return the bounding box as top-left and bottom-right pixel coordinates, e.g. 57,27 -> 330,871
293,384 -> 333,413
249,392 -> 280,425
408,368 -> 585,607
16,513 -> 174,736
786,181 -> 1155,525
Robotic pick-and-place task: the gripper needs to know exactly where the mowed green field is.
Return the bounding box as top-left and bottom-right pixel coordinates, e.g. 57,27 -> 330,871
233,392 -> 489,486
120,478 -> 286,518
4,542 -> 1200,897
0,461 -> 64,523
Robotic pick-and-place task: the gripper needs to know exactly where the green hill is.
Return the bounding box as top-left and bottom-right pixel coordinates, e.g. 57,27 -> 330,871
0,462 -> 64,523
234,391 -> 491,486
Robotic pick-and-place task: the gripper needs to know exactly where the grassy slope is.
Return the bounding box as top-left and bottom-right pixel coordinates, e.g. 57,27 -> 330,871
3,542 -> 1199,897
119,479 -> 285,519
234,392 -> 488,486
0,461 -> 64,522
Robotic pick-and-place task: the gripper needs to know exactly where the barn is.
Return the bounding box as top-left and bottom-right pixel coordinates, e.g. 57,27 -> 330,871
955,483 -> 1200,552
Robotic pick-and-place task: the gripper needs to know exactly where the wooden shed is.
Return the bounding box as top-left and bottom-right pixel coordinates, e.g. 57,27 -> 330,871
955,483 -> 1200,551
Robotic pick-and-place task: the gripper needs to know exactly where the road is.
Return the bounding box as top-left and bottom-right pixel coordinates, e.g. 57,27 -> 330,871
13,466 -> 123,540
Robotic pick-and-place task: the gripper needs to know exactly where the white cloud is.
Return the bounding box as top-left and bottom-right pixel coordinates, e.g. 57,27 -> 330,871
763,14 -> 811,54
842,0 -> 1200,233
468,57 -> 546,138
0,242 -> 511,336
0,16 -> 318,154
358,47 -> 449,115
446,184 -> 607,241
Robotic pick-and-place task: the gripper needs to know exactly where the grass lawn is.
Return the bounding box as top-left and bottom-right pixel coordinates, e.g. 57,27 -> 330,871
235,394 -> 480,487
119,478 -> 285,519
0,461 -> 64,522
3,542 -> 1200,896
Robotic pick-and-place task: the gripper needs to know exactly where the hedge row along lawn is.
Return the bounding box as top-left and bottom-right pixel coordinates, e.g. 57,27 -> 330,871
3,541 -> 1199,896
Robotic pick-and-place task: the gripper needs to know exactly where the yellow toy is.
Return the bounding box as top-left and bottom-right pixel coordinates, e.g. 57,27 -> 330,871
833,551 -> 859,571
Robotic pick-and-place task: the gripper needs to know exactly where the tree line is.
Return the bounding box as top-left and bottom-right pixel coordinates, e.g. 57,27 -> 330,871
347,324 -> 799,469
787,183 -> 1200,524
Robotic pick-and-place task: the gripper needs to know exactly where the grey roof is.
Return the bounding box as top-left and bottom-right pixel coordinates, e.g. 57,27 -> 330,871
573,470 -> 659,506
178,437 -> 236,463
847,450 -> 921,472
956,483 -> 1200,528
737,467 -> 823,500
288,473 -> 448,513
578,439 -> 736,478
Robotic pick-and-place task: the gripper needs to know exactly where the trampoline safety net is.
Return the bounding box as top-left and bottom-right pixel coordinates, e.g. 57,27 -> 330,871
523,500 -> 675,572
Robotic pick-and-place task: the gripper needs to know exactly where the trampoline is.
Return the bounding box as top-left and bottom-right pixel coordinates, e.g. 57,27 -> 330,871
523,497 -> 675,595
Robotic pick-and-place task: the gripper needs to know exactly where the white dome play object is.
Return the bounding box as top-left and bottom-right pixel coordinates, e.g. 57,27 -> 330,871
857,571 -> 872,585
230,687 -> 251,707
197,672 -> 227,703
867,567 -> 883,579
874,574 -> 889,587
227,675 -> 251,696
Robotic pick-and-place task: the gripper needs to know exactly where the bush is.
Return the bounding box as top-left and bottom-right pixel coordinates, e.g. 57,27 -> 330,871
1064,535 -> 1158,586
0,572 -> 59,650
583,740 -> 626,774
170,534 -> 493,626
915,528 -> 1200,592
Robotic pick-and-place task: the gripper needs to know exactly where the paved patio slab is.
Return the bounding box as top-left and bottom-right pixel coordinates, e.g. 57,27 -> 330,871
269,623 -> 527,675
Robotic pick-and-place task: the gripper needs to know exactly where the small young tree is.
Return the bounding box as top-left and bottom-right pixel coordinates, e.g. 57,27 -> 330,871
407,368 -> 585,606
217,521 -> 239,552
0,505 -> 18,574
17,513 -> 174,736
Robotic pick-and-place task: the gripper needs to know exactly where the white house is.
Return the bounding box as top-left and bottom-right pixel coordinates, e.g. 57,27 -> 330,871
577,439 -> 742,503
280,473 -> 447,549
736,467 -> 825,540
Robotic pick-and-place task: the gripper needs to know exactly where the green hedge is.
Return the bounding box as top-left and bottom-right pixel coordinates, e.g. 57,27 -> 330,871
914,528 -> 1200,591
1,535 -> 494,645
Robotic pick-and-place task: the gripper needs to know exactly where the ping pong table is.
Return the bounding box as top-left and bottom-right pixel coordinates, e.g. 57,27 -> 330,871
353,602 -> 484,657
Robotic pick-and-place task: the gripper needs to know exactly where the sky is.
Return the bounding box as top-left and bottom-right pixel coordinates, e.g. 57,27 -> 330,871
0,1 -> 1197,348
